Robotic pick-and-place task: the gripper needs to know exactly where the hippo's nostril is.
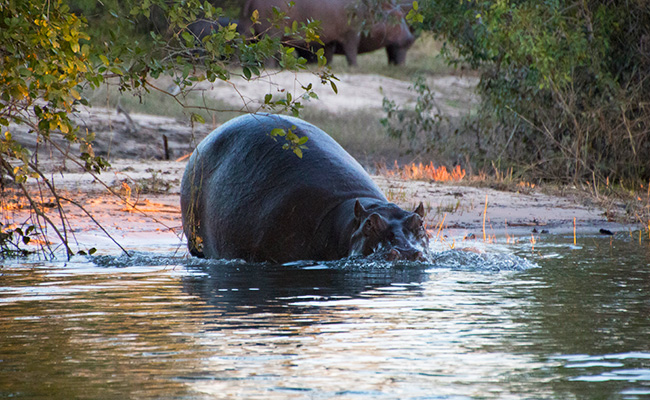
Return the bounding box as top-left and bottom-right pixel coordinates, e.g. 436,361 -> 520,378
390,247 -> 424,261
388,248 -> 400,260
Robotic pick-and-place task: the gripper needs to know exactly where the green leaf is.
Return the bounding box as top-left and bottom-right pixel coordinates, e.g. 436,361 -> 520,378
270,128 -> 285,137
286,130 -> 298,141
243,66 -> 252,80
191,113 -> 206,124
182,63 -> 191,79
181,31 -> 194,45
330,81 -> 338,94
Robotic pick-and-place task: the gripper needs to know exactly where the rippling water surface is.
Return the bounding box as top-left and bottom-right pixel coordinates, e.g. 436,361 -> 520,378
1,235 -> 649,399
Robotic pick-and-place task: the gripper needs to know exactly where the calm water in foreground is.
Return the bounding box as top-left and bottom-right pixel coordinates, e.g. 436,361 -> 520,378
1,234 -> 649,399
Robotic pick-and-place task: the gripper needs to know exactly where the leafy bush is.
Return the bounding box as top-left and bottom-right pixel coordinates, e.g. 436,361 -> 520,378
416,0 -> 650,182
381,75 -> 445,156
0,0 -> 335,258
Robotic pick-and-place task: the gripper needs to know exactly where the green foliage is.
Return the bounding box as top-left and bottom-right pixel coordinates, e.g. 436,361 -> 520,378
0,0 -> 336,258
0,223 -> 36,258
1,0 -> 103,177
381,76 -> 444,156
405,1 -> 424,25
412,0 -> 650,182
270,125 -> 309,158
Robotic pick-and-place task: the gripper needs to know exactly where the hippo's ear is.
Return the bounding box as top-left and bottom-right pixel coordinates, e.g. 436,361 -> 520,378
354,200 -> 367,219
414,202 -> 425,218
363,213 -> 389,237
406,214 -> 423,231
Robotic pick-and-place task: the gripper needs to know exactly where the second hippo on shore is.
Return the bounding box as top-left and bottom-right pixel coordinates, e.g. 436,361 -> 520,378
239,0 -> 414,66
180,113 -> 429,263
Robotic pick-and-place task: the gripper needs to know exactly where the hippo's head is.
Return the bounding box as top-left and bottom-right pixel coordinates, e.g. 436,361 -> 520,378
382,5 -> 415,65
349,200 -> 429,261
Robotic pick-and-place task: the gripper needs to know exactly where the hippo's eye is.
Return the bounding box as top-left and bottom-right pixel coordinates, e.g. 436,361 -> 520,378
405,226 -> 424,238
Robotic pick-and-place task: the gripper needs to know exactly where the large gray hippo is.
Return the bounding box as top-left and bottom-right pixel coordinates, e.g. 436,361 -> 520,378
239,0 -> 414,66
180,113 -> 429,263
354,5 -> 415,65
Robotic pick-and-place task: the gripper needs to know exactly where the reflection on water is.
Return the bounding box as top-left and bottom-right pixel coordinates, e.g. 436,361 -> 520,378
1,235 -> 649,399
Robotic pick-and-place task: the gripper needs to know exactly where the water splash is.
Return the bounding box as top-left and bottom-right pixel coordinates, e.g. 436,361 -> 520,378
431,249 -> 539,272
88,248 -> 537,273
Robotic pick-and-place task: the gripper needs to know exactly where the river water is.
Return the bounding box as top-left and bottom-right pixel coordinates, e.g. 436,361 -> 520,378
1,234 -> 649,399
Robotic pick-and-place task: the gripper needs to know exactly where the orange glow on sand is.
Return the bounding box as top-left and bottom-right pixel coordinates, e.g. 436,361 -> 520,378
382,161 -> 466,182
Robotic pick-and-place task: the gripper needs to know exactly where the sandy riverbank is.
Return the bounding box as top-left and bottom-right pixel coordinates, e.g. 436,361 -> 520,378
4,71 -> 641,256
4,158 -> 635,256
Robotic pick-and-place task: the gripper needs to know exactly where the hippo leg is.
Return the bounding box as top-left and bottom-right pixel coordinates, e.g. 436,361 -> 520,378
340,34 -> 361,66
386,44 -> 408,65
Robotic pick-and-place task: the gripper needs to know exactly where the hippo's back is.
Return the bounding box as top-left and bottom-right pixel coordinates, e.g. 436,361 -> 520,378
180,113 -> 386,262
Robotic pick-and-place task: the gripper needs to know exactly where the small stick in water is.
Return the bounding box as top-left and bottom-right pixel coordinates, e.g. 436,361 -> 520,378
482,194 -> 488,242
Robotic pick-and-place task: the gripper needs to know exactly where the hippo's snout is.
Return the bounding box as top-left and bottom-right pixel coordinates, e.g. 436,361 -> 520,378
387,247 -> 425,262
349,201 -> 430,262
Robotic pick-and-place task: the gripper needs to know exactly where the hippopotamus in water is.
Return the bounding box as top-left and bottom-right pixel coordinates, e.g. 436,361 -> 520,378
180,113 -> 429,263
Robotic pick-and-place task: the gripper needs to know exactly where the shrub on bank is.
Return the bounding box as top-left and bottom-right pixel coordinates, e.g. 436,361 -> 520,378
418,0 -> 649,182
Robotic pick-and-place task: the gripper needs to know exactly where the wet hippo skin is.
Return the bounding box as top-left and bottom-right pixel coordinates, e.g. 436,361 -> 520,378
180,113 -> 429,263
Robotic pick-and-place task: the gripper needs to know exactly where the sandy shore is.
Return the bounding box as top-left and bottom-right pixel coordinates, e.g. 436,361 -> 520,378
4,71 -> 641,256
4,158 -> 636,256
